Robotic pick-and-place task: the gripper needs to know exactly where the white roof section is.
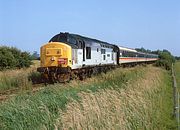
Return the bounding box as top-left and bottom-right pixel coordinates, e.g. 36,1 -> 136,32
119,46 -> 137,52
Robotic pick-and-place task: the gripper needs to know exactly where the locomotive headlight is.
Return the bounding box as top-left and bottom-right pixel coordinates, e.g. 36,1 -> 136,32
51,56 -> 55,61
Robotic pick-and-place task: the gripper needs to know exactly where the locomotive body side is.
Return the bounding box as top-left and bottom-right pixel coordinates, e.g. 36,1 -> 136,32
70,34 -> 117,69
71,42 -> 117,69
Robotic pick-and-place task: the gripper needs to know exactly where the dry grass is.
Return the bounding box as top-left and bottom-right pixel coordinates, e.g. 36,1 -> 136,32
0,60 -> 40,92
0,65 -> 175,129
58,67 -> 167,130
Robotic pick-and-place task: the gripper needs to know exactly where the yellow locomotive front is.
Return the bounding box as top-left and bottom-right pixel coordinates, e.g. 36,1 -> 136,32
37,42 -> 72,83
40,42 -> 72,68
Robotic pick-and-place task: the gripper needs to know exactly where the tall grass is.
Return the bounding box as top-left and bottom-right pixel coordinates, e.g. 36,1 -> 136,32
0,69 -> 34,92
0,60 -> 39,92
174,61 -> 180,89
0,65 -> 176,129
59,67 -> 176,129
0,66 -> 144,130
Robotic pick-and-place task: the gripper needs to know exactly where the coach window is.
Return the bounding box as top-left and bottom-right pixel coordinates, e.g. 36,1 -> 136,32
86,47 -> 91,59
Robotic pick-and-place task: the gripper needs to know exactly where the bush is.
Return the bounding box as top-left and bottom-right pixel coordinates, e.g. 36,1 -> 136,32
175,56 -> 180,61
155,50 -> 175,70
0,47 -> 17,69
0,46 -> 32,70
28,71 -> 43,84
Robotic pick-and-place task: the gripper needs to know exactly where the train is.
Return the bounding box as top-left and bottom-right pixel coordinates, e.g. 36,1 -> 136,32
37,32 -> 158,83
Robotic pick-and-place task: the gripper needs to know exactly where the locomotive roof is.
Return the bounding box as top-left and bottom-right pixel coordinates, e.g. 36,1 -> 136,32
49,32 -> 158,57
70,33 -> 114,47
49,32 -> 114,48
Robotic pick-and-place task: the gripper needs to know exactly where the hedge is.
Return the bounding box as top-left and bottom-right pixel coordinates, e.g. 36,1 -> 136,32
0,46 -> 32,70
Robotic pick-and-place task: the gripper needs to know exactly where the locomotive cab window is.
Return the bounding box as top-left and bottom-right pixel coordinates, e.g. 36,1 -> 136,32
86,47 -> 91,59
67,35 -> 77,45
78,40 -> 84,49
49,33 -> 67,43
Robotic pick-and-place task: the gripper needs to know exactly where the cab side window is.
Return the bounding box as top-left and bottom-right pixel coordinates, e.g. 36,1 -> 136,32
86,47 -> 91,59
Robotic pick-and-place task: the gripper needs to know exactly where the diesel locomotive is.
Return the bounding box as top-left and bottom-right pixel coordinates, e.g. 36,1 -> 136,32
37,32 -> 158,83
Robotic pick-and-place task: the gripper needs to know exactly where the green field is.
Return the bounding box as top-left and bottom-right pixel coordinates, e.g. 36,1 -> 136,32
175,61 -> 180,89
0,65 -> 177,129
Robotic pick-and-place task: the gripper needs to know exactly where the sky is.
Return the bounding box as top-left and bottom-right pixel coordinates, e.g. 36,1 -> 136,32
0,0 -> 180,56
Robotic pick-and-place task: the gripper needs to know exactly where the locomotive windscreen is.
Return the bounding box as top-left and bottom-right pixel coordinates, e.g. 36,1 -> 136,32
49,33 -> 77,46
49,33 -> 67,43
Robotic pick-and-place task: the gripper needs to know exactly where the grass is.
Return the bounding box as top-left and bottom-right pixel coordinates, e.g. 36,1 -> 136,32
0,66 -> 144,130
0,89 -> 73,130
0,60 -> 40,92
148,70 -> 176,129
174,61 -> 180,89
0,69 -> 32,92
60,66 -> 176,130
0,65 -> 176,130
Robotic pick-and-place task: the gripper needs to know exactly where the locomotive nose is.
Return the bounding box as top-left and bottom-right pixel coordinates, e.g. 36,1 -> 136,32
40,42 -> 72,68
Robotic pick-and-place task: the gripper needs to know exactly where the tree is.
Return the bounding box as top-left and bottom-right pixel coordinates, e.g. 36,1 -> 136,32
175,56 -> 180,60
135,47 -> 175,70
0,47 -> 16,70
0,46 -> 32,70
155,50 -> 175,70
19,52 -> 32,68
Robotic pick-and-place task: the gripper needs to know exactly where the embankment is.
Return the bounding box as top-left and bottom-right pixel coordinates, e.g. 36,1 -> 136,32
0,65 -> 176,130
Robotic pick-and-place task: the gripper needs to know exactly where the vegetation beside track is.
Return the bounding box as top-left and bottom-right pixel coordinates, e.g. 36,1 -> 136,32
0,65 -> 176,130
0,46 -> 32,70
60,66 -> 176,129
155,50 -> 175,70
0,60 -> 40,92
174,61 -> 180,89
